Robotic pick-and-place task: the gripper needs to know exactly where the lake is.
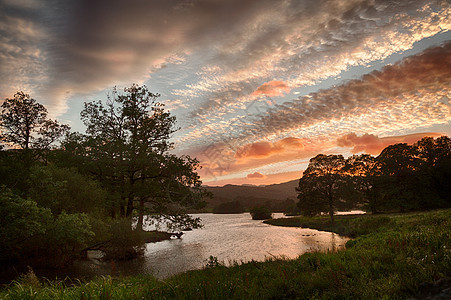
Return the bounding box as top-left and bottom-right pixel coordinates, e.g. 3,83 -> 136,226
32,213 -> 349,281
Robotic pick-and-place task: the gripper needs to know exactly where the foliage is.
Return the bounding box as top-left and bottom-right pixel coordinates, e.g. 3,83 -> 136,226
213,200 -> 245,214
249,206 -> 272,220
0,186 -> 52,262
0,92 -> 48,150
27,165 -> 107,215
297,136 -> 451,216
0,186 -> 93,267
297,154 -> 356,222
102,218 -> 146,260
0,91 -> 69,154
0,88 -> 210,270
70,84 -> 207,228
1,209 -> 449,299
205,255 -> 222,268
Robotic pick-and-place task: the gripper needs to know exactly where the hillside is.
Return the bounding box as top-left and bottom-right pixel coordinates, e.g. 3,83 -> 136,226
204,179 -> 298,210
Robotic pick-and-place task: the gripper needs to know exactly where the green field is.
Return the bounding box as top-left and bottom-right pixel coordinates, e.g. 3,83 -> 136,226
1,209 -> 450,299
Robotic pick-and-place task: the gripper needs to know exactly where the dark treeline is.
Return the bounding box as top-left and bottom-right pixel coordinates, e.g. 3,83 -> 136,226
297,136 -> 451,222
0,86 -> 209,271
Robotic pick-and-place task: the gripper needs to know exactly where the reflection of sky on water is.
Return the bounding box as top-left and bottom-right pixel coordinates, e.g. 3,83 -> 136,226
33,213 -> 348,281
142,213 -> 348,278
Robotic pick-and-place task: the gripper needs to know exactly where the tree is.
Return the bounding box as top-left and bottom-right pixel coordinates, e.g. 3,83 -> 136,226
75,84 -> 207,229
0,92 -> 47,151
0,91 -> 70,162
297,154 -> 353,223
414,136 -> 451,208
343,154 -> 382,213
250,206 -> 272,220
375,143 -> 424,211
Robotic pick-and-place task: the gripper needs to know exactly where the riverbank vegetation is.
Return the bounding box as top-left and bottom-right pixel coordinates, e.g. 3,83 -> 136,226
0,87 -> 209,275
1,209 -> 449,299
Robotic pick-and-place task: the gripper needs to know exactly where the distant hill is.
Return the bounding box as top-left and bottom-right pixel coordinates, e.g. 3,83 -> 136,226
203,179 -> 299,210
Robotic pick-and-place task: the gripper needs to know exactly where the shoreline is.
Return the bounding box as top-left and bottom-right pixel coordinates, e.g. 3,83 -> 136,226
1,209 -> 450,299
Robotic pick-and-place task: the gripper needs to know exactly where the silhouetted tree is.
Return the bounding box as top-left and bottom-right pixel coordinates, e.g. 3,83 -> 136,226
375,143 -> 425,211
250,206 -> 272,220
414,136 -> 451,208
0,92 -> 69,154
1,92 -> 47,151
297,154 -> 354,223
343,154 -> 382,213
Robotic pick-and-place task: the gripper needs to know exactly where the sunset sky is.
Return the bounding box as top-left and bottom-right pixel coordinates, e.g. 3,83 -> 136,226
1,0 -> 450,186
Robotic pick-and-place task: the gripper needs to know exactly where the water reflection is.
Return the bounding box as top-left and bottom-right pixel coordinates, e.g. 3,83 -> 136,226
33,213 -> 349,281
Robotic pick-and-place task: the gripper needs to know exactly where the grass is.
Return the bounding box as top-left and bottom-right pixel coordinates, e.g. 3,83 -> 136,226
1,209 -> 450,299
263,213 -> 396,237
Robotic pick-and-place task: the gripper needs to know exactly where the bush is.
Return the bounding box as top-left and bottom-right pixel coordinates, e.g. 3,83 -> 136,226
103,218 -> 146,260
0,186 -> 94,267
250,206 -> 272,220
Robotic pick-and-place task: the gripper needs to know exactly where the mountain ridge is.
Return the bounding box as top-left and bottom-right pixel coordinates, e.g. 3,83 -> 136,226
203,179 -> 299,209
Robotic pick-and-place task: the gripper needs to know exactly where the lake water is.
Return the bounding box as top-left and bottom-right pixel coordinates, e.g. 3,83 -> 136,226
33,213 -> 349,281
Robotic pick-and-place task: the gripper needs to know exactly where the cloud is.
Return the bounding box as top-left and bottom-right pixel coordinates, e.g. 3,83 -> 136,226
235,137 -> 304,159
247,172 -> 266,179
251,80 -> 290,97
3,0 -> 447,120
181,0 -> 450,123
204,170 -> 302,186
337,132 -> 443,155
244,41 -> 451,143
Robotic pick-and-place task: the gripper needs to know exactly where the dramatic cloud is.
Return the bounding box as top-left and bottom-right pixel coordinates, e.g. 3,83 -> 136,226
2,0 -> 450,185
235,137 -> 304,159
251,81 -> 290,97
337,132 -> 443,155
2,0 -> 449,117
247,172 -> 266,179
191,42 -> 451,183
243,41 -> 451,144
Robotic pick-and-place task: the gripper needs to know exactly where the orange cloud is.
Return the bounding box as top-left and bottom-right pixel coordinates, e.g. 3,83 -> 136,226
235,137 -> 304,159
251,80 -> 290,97
337,132 -> 443,155
204,170 -> 303,187
247,172 -> 266,179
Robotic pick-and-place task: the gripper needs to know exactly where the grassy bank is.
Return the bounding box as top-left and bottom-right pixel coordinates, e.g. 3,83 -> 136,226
263,213 -> 399,237
1,209 -> 450,299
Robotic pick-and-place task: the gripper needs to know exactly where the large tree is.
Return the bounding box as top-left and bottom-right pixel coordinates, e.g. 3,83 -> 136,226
74,84 -> 207,229
297,154 -> 354,223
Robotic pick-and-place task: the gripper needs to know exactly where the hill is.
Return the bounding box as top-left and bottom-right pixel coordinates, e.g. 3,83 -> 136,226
203,179 -> 298,211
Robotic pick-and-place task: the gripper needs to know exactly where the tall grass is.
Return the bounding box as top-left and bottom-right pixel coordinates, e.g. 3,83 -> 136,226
1,209 -> 450,299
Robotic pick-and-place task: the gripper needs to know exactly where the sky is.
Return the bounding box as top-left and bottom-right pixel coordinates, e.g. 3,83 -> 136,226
1,0 -> 450,186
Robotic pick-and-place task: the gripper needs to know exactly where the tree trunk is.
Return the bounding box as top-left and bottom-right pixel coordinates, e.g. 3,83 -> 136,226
125,197 -> 134,217
328,197 -> 334,224
136,198 -> 144,231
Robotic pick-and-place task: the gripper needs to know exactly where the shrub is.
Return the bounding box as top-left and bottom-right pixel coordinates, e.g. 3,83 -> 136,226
103,218 -> 146,260
250,206 -> 272,220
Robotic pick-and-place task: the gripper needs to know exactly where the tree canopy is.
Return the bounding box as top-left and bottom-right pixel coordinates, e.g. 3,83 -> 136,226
296,136 -> 451,219
65,84 -> 207,228
297,154 -> 355,222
